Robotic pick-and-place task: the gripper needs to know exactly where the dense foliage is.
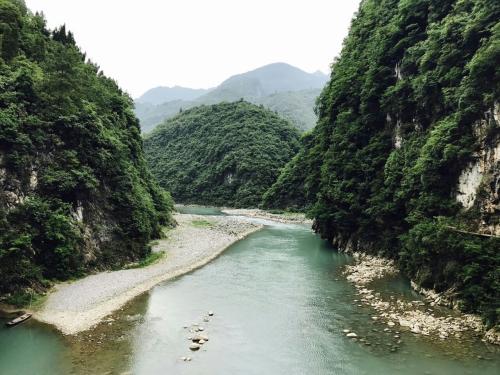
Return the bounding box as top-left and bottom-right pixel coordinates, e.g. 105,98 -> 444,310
134,63 -> 326,133
0,0 -> 173,297
144,101 -> 300,207
264,0 -> 500,325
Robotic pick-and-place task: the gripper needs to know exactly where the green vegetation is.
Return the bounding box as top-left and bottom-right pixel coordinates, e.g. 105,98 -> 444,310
144,101 -> 300,208
0,0 -> 174,298
191,219 -> 213,228
124,251 -> 166,269
265,0 -> 500,325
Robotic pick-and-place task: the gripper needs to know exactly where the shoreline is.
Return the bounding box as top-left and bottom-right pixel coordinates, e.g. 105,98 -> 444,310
221,208 -> 312,225
34,213 -> 262,335
344,252 -> 499,345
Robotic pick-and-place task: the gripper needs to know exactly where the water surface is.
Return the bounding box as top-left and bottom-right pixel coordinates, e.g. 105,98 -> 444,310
1,212 -> 499,374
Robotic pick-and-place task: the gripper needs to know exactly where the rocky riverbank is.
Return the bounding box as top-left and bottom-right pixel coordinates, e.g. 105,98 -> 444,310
35,213 -> 262,335
344,253 -> 499,345
222,208 -> 312,225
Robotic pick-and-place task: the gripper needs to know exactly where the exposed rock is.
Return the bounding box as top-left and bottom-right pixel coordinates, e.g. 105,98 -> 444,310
346,332 -> 358,338
192,334 -> 209,342
344,253 -> 492,343
189,343 -> 201,351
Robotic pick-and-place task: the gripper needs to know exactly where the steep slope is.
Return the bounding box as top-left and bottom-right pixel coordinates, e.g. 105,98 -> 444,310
144,101 -> 300,207
134,63 -> 327,133
136,86 -> 211,105
253,89 -> 320,132
264,0 -> 500,325
0,0 -> 173,300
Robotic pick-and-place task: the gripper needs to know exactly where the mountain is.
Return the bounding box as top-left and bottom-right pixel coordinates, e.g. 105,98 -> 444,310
0,0 -> 174,299
196,62 -> 328,102
143,101 -> 300,208
134,63 -> 328,133
263,0 -> 500,326
136,86 -> 211,105
254,89 -> 320,132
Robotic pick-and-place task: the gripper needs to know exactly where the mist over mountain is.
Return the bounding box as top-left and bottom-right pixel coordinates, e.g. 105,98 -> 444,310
136,86 -> 211,105
134,63 -> 328,133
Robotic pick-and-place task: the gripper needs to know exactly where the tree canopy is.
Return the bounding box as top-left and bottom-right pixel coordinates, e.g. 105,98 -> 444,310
144,101 -> 300,208
264,0 -> 500,325
0,0 -> 173,297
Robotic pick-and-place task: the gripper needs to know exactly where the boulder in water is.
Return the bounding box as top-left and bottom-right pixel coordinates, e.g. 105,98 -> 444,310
189,343 -> 201,351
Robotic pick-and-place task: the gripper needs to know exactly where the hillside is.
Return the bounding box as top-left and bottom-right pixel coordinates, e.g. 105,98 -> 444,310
144,101 -> 300,207
0,0 -> 173,300
136,86 -> 210,105
264,0 -> 500,325
134,63 -> 327,133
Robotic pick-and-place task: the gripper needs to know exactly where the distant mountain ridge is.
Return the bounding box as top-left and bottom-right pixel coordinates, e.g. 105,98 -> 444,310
198,63 -> 328,103
136,86 -> 211,105
134,63 -> 328,133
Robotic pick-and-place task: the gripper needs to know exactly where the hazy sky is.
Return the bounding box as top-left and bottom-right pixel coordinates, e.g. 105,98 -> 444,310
25,0 -> 361,98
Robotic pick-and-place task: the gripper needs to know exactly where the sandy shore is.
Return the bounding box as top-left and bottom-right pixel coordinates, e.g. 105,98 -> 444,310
35,213 -> 262,335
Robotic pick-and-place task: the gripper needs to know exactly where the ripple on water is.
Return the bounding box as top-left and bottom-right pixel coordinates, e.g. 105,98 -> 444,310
0,222 -> 499,375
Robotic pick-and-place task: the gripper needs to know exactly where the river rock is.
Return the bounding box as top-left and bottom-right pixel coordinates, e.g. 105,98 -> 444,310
189,343 -> 201,351
343,329 -> 350,333
387,321 -> 395,327
208,311 -> 214,316
199,339 -> 206,344
192,334 -> 209,342
346,332 -> 358,338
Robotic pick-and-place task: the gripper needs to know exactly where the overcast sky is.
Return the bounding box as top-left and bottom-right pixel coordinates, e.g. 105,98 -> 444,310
25,0 -> 361,98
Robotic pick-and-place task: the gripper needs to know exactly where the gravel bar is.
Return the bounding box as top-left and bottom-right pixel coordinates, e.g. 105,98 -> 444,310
35,214 -> 262,335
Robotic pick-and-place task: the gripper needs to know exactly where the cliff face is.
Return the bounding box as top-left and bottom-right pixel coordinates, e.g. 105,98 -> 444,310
264,0 -> 499,325
0,0 -> 173,298
455,103 -> 499,235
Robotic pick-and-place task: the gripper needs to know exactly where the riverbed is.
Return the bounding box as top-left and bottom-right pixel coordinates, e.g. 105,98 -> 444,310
1,208 -> 499,374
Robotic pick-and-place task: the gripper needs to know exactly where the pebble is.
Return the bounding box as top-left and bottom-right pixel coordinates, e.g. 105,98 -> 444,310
189,343 -> 201,351
346,332 -> 358,338
343,329 -> 350,333
208,311 -> 214,316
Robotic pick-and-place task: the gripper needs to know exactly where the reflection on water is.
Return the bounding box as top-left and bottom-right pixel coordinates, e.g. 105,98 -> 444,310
1,218 -> 499,375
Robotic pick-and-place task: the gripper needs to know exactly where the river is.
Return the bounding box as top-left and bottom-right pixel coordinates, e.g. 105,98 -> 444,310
1,208 -> 499,374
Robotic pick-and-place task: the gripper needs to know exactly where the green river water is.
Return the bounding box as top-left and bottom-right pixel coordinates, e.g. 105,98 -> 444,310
0,207 -> 499,374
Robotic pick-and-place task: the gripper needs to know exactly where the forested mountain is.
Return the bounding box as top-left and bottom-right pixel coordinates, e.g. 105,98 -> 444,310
0,0 -> 173,300
134,63 -> 327,133
264,0 -> 500,325
136,86 -> 211,105
144,101 -> 300,207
